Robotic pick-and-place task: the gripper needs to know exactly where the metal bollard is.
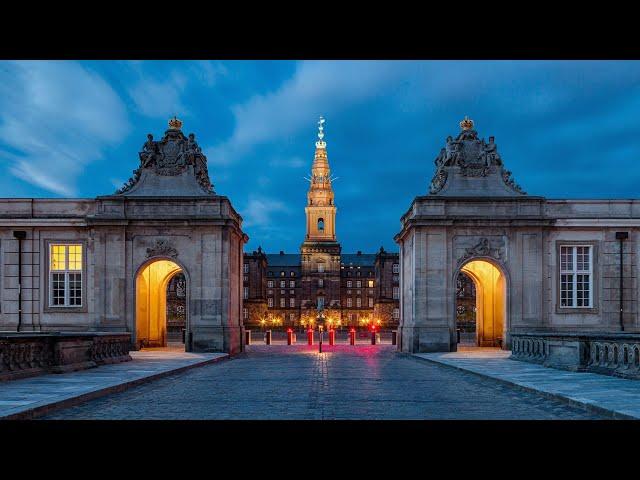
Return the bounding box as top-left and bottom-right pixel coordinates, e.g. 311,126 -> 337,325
287,328 -> 294,345
307,328 -> 314,345
349,328 -> 356,346
391,330 -> 397,346
329,329 -> 335,346
456,328 -> 461,344
182,328 -> 186,343
245,330 -> 252,345
265,330 -> 272,345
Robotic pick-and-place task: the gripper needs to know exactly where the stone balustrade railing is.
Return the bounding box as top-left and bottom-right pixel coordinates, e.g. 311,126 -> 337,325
0,332 -> 132,381
511,332 -> 640,379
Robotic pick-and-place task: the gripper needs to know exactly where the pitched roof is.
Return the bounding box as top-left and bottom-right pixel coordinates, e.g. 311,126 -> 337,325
341,253 -> 376,267
265,254 -> 301,267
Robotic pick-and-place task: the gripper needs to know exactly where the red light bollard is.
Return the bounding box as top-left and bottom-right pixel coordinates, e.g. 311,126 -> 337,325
329,329 -> 335,346
349,328 -> 356,346
307,328 -> 314,345
371,326 -> 377,345
287,328 -> 294,345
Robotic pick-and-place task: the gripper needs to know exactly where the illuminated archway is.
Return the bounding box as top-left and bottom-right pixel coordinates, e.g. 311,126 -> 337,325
456,259 -> 506,348
135,259 -> 184,349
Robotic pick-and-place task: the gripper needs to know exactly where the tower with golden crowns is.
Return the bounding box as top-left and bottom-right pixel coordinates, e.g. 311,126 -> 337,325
300,117 -> 342,315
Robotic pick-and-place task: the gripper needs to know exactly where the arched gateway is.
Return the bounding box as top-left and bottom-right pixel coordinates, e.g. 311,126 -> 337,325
455,258 -> 506,348
135,259 -> 186,349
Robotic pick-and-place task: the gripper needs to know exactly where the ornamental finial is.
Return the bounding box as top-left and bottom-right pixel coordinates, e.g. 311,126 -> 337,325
168,116 -> 183,130
459,116 -> 474,130
315,116 -> 326,149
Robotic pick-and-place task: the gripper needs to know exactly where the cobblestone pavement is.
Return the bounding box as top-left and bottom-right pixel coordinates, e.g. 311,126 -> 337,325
44,345 -> 604,419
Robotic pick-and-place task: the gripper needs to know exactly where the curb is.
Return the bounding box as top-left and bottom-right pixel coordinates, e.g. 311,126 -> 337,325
412,354 -> 637,420
2,354 -> 229,420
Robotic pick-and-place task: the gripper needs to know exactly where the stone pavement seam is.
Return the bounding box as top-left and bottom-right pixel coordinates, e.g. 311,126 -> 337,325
3,354 -> 229,420
410,354 -> 634,420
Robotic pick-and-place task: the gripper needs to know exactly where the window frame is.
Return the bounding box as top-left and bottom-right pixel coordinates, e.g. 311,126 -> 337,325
555,241 -> 598,314
45,241 -> 87,312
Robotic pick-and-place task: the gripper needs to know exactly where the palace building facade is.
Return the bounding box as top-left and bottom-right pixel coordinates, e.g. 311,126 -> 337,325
0,117 -> 246,354
243,118 -> 400,330
397,117 -> 640,376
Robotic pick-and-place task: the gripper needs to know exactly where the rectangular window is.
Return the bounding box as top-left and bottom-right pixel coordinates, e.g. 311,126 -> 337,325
280,280 -> 286,288
393,286 -> 400,300
393,263 -> 399,274
356,297 -> 362,308
317,297 -> 325,309
243,263 -> 249,273
280,297 -> 286,308
393,308 -> 400,319
347,298 -> 353,308
367,280 -> 374,288
268,298 -> 273,307
243,286 -> 249,299
290,297 -> 295,308
267,280 -> 274,288
347,280 -> 352,288
243,307 -> 248,319
560,245 -> 593,308
317,263 -> 325,273
243,275 -> 248,282
368,297 -> 373,308
289,280 -> 295,288
49,244 -> 83,307
356,280 -> 361,288
318,279 -> 324,288
289,313 -> 295,322
393,275 -> 399,282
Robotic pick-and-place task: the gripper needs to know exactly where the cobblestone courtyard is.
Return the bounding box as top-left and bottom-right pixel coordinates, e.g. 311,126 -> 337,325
44,345 -> 604,419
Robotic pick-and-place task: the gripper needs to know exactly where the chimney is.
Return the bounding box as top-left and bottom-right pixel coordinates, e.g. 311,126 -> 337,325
357,250 -> 362,255
280,250 -> 284,255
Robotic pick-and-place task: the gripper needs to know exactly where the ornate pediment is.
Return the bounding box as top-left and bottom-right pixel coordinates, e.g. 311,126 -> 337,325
116,117 -> 214,196
429,117 -> 526,196
455,235 -> 507,265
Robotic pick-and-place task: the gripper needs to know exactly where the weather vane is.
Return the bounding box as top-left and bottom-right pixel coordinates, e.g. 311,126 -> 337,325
316,116 -> 326,149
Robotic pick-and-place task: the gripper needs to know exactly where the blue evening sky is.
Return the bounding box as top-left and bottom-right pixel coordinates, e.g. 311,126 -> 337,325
1,60 -> 640,254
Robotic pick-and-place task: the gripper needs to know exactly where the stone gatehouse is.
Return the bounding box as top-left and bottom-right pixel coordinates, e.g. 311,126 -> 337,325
396,117 -> 640,360
0,117 -> 246,354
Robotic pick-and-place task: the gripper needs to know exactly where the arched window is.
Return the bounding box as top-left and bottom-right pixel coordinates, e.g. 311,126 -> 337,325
318,218 -> 325,231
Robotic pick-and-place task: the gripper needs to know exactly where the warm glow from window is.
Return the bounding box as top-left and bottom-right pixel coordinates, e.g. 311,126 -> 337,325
367,280 -> 374,288
50,244 -> 82,271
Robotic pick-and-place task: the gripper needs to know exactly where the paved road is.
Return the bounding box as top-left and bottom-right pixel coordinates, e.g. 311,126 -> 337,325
44,345 -> 603,419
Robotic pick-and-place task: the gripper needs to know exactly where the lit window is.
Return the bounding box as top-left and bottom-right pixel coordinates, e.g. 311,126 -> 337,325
392,263 -> 399,274
280,271 -> 285,277
289,313 -> 295,322
49,244 -> 83,307
393,286 -> 400,299
267,280 -> 274,288
289,280 -> 295,288
367,280 -> 374,288
290,271 -> 295,277
243,263 -> 249,273
268,298 -> 274,307
280,280 -> 286,288
290,298 -> 295,308
560,245 -> 593,308
243,287 -> 249,299
318,263 -> 325,273
347,298 -> 353,308
368,298 -> 373,308
347,280 -> 352,288
356,298 -> 361,308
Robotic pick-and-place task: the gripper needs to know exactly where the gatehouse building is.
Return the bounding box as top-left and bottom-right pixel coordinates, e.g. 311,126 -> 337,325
0,117 -> 246,355
396,117 -> 640,375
